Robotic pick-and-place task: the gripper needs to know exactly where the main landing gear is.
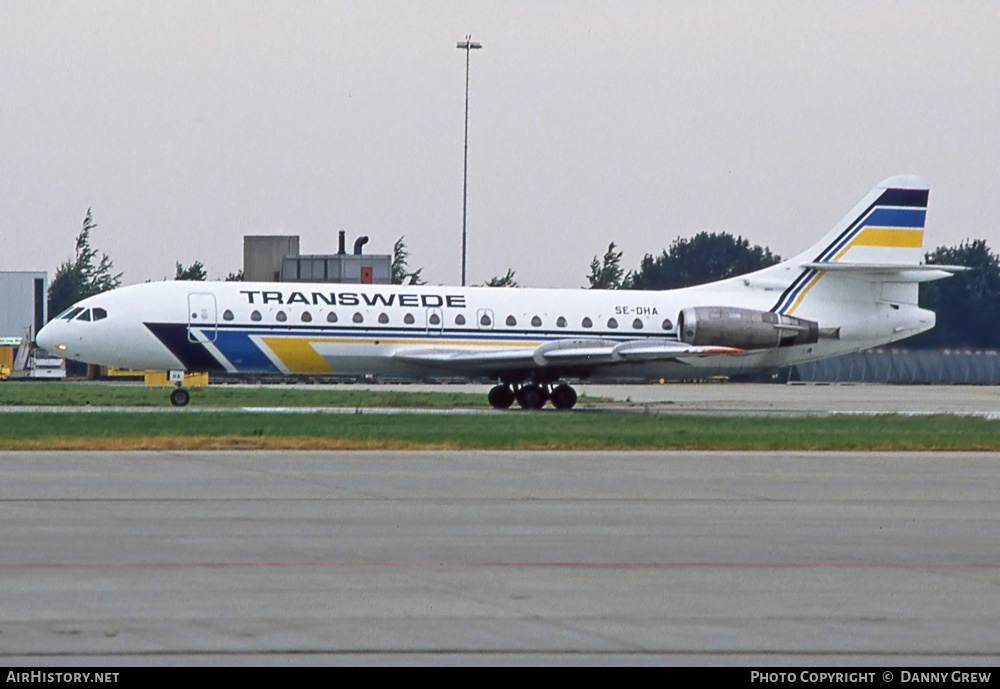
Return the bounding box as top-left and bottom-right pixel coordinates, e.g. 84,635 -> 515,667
487,382 -> 578,411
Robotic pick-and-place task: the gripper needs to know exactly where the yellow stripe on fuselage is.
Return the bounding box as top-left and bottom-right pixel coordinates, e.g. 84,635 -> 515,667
261,337 -> 335,373
831,227 -> 923,262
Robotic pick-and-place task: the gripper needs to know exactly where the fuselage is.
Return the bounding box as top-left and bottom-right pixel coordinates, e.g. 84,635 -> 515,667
36,274 -> 934,381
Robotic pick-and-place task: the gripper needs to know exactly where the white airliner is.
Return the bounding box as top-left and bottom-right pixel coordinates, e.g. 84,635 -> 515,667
37,175 -> 964,409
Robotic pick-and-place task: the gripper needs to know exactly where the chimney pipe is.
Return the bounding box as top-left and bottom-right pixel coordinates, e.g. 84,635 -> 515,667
338,230 -> 346,255
353,236 -> 369,255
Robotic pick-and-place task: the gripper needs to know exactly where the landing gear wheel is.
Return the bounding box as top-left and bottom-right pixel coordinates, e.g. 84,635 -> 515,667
488,384 -> 515,409
550,384 -> 578,411
170,388 -> 191,407
516,384 -> 547,410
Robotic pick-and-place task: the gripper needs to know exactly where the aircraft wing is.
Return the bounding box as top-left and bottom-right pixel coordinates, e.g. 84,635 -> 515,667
393,338 -> 745,372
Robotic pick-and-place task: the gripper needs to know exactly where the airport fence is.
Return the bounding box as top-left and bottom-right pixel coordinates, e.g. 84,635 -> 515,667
788,349 -> 1000,385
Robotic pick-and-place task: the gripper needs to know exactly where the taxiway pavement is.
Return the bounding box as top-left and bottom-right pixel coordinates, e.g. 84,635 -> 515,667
2,449 -> 998,665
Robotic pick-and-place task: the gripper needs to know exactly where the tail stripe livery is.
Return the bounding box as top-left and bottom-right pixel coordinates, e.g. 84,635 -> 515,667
770,184 -> 929,315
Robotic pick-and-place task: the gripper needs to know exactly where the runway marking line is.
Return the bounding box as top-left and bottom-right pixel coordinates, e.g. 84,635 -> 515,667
2,561 -> 998,570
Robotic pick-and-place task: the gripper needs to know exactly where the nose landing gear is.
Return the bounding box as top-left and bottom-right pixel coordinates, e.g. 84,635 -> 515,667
168,370 -> 190,407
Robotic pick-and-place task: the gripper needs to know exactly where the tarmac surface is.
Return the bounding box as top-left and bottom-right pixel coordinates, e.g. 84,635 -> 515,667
3,382 -> 999,417
3,447 -> 999,666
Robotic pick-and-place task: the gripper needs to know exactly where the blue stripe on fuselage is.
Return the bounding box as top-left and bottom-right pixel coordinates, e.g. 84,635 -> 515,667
213,329 -> 281,372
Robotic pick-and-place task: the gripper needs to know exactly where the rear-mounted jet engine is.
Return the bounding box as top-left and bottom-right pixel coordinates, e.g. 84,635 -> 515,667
678,306 -> 820,350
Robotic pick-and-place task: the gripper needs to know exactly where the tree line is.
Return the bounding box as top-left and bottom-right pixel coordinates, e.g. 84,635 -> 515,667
47,210 -> 1000,350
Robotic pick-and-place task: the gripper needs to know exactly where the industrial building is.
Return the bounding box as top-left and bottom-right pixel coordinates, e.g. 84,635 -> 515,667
0,271 -> 47,343
0,271 -> 53,377
243,232 -> 391,284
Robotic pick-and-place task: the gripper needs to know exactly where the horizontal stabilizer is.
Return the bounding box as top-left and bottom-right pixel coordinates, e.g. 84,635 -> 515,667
800,262 -> 969,283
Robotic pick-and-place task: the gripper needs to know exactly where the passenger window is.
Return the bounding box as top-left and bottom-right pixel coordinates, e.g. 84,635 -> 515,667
506,315 -> 517,326
582,317 -> 593,328
556,316 -> 567,328
222,309 -> 234,321
661,318 -> 673,330
531,316 -> 542,327
251,310 -> 262,322
301,311 -> 312,323
404,313 -> 415,325
327,312 -> 338,323
76,309 -> 92,322
455,314 -> 466,326
276,311 -> 288,322
353,312 -> 364,323
607,318 -> 618,329
378,313 -> 389,324
480,314 -> 492,326
429,313 -> 441,325
92,308 -> 108,321
632,318 -> 643,330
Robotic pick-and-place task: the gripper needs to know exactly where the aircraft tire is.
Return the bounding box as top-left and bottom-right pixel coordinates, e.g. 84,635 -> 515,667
488,384 -> 515,409
550,384 -> 578,410
516,384 -> 547,410
170,388 -> 191,407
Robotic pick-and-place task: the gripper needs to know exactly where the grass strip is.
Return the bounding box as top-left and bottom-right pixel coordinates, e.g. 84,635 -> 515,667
2,411 -> 999,451
0,382 -> 491,408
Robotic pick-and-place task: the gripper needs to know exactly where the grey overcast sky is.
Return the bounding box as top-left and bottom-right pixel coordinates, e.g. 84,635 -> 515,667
2,1 -> 998,288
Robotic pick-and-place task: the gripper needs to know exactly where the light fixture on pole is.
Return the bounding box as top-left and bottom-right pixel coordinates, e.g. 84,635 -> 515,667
457,35 -> 481,287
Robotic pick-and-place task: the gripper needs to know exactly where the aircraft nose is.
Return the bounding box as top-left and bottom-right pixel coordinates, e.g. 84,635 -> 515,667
35,322 -> 63,356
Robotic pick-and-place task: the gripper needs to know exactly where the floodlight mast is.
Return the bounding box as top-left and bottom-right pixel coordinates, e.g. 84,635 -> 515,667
457,36 -> 482,287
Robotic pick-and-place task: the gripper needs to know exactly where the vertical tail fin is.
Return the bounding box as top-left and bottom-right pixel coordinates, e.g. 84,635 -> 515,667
799,174 -> 929,267
770,175 -> 930,315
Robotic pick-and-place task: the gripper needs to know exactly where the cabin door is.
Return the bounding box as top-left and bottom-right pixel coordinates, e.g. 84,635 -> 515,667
187,293 -> 218,343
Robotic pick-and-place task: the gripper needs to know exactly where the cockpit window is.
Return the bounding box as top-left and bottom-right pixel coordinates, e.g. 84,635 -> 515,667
60,307 -> 84,321
75,309 -> 92,322
92,308 -> 108,321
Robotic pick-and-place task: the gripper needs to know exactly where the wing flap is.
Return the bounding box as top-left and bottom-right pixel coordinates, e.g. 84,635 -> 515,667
393,338 -> 745,372
393,347 -> 536,368
610,340 -> 745,362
